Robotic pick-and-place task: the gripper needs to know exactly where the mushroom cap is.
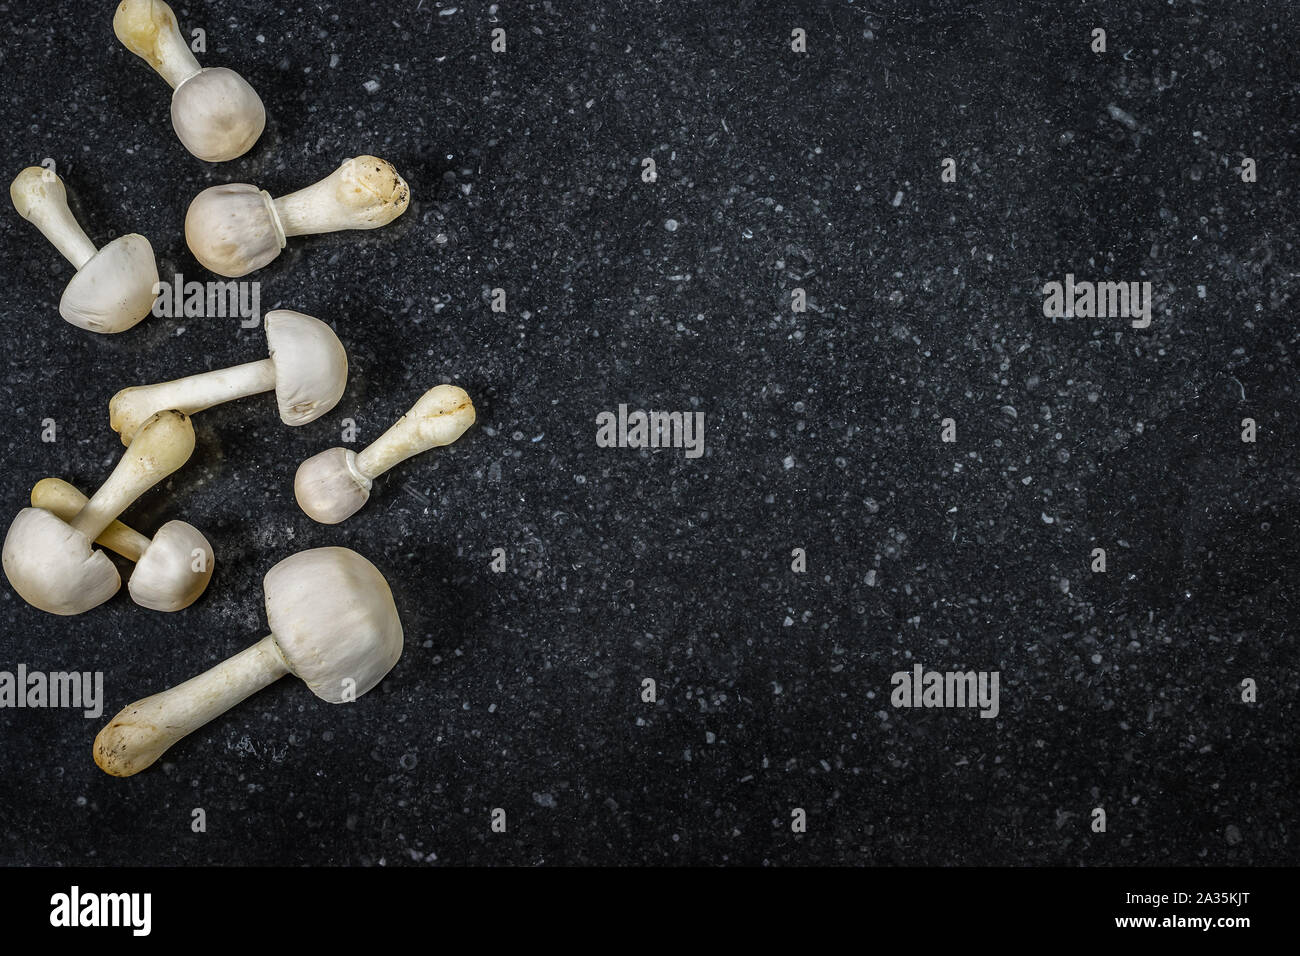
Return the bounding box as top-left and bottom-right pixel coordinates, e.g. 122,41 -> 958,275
171,67 -> 266,163
294,447 -> 372,524
60,234 -> 159,333
185,182 -> 283,277
128,519 -> 214,612
263,547 -> 403,703
264,309 -> 348,426
2,508 -> 121,615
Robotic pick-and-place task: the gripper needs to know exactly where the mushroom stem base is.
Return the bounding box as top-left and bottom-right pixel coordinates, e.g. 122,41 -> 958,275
94,635 -> 290,777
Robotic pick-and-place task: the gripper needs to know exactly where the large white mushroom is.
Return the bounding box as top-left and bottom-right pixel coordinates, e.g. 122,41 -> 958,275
93,546 -> 404,776
113,0 -> 265,162
10,167 -> 159,333
30,478 -> 214,612
184,156 -> 410,277
109,309 -> 348,443
2,410 -> 195,616
294,384 -> 476,524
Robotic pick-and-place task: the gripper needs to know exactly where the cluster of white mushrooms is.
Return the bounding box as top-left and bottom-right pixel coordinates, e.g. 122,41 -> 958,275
3,0 -> 478,777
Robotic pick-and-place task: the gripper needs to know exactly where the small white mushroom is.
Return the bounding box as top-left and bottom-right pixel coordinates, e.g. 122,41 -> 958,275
109,309 -> 348,444
30,478 -> 214,612
93,546 -> 403,776
295,385 -> 476,524
185,156 -> 410,277
10,167 -> 159,333
2,410 -> 195,616
113,0 -> 265,162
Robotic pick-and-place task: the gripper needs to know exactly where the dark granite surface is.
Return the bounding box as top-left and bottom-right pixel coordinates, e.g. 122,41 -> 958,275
0,0 -> 1296,865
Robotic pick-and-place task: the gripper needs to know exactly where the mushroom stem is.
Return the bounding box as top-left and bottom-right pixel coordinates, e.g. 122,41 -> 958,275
113,0 -> 203,89
69,410 -> 195,541
110,359 -> 277,442
273,156 -> 410,237
355,385 -> 476,478
94,635 -> 289,777
31,478 -> 150,561
9,168 -> 98,269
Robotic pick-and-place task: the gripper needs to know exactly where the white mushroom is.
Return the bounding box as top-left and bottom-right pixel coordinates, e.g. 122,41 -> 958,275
113,0 -> 265,162
9,167 -> 159,333
2,410 -> 195,616
109,309 -> 348,444
30,478 -> 214,612
295,385 -> 476,524
93,546 -> 403,776
184,156 -> 410,277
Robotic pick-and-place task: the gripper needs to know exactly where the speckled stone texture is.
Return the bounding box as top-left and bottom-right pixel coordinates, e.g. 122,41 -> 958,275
0,0 -> 1296,865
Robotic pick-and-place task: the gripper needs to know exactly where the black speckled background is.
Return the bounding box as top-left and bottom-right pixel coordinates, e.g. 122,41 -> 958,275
1,0 -> 1296,866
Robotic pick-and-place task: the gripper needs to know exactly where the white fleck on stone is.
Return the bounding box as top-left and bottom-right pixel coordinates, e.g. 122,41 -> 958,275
363,79 -> 381,93
665,219 -> 678,232
782,455 -> 795,470
1107,104 -> 1139,130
